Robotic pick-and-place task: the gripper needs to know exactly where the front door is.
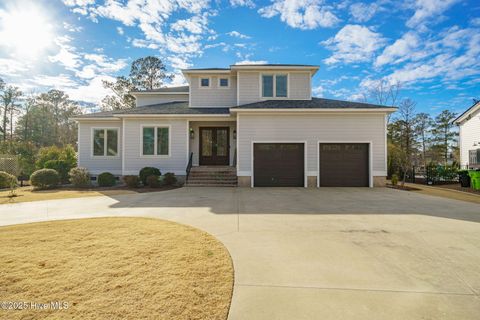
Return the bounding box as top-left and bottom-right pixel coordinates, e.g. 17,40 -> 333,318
199,127 -> 229,165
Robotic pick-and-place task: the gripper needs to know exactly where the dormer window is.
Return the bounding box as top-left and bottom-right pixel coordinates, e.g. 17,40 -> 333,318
262,74 -> 288,98
219,78 -> 229,88
200,78 -> 210,88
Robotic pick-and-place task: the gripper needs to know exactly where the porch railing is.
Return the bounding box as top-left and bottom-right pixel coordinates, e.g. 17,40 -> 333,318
186,152 -> 193,182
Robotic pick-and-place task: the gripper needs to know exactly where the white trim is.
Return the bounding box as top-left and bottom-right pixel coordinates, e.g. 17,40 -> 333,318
236,72 -> 240,106
139,124 -> 172,158
307,171 -> 317,176
251,141 -> 307,188
121,118 -> 125,175
72,117 -> 120,121
384,114 -> 388,175
236,113 -> 240,171
308,71 -> 312,100
114,114 -> 233,118
231,65 -> 319,75
237,170 -> 250,176
188,81 -> 192,107
317,141 -> 373,188
186,119 -> 190,168
454,101 -> 480,124
231,108 -> 396,113
77,122 -> 81,167
131,92 -> 189,96
184,106 -> 232,108
182,70 -> 231,75
199,77 -> 211,88
218,76 -> 230,89
90,127 -> 120,159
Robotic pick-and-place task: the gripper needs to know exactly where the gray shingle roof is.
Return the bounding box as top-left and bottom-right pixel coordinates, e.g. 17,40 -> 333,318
74,110 -> 117,118
131,86 -> 189,93
116,102 -> 230,115
231,97 -> 396,109
231,64 -> 318,67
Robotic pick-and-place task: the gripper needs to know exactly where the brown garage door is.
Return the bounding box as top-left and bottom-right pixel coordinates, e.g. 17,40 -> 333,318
319,143 -> 369,187
254,143 -> 304,187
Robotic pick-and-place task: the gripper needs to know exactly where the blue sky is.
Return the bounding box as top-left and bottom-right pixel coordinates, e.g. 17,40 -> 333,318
0,0 -> 479,115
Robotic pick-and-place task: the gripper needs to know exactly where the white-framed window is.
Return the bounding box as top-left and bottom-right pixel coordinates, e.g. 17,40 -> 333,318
262,74 -> 288,98
141,126 -> 170,156
199,77 -> 210,88
218,77 -> 229,88
92,128 -> 119,157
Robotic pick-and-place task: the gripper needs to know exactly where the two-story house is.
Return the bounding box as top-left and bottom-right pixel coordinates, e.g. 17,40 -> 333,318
73,64 -> 396,187
454,100 -> 480,169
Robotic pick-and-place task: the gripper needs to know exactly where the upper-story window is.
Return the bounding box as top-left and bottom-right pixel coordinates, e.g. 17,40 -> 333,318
219,78 -> 229,88
262,74 -> 288,98
200,78 -> 210,88
93,128 -> 118,157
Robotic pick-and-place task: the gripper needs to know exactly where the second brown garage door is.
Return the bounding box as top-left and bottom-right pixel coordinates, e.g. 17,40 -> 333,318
319,143 -> 369,187
254,143 -> 304,187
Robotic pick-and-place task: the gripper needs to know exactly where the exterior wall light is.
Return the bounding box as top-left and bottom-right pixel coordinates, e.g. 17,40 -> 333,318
233,129 -> 237,140
189,128 -> 194,139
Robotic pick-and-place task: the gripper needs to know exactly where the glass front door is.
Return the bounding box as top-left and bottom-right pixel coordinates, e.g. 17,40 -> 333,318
199,127 -> 229,165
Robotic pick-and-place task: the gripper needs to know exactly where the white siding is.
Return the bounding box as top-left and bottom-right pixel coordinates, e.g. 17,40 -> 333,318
123,118 -> 188,175
188,121 -> 237,166
238,71 -> 311,105
136,94 -> 188,107
459,108 -> 480,166
78,120 -> 123,175
190,75 -> 237,107
237,113 -> 387,176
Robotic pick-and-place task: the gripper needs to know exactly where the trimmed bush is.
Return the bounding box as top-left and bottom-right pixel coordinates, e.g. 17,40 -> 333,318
139,167 -> 161,186
30,169 -> 60,190
97,172 -> 116,187
0,171 -> 17,189
391,174 -> 398,186
123,175 -> 140,188
69,167 -> 91,188
146,175 -> 161,188
44,160 -> 70,184
163,172 -> 177,186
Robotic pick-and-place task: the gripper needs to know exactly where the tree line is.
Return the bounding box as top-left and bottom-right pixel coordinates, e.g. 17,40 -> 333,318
0,57 -> 172,176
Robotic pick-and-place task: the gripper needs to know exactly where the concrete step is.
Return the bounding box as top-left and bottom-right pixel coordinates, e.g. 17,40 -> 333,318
185,184 -> 237,187
187,179 -> 237,185
189,173 -> 237,177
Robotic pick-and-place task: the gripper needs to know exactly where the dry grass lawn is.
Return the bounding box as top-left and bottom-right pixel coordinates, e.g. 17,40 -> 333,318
0,186 -> 176,205
404,182 -> 480,205
0,217 -> 234,320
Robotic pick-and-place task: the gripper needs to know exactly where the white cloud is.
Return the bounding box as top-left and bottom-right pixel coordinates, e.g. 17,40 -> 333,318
0,58 -> 30,77
471,17 -> 480,27
258,0 -> 340,29
406,0 -> 459,28
63,22 -> 83,32
349,2 -> 378,22
230,0 -> 255,8
312,85 -> 325,97
227,30 -> 250,39
66,75 -> 117,104
234,60 -> 268,65
170,14 -> 209,34
30,74 -> 77,89
375,32 -> 420,67
321,24 -> 386,65
167,56 -> 193,70
116,26 -> 124,35
48,36 -> 82,70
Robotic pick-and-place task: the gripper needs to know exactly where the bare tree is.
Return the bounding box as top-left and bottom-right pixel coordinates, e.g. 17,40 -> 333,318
0,85 -> 22,142
368,79 -> 401,123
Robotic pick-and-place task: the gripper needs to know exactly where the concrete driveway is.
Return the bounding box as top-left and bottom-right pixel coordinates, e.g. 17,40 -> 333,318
1,187 -> 479,319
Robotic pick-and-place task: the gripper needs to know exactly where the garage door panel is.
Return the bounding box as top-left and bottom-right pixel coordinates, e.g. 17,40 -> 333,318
254,143 -> 304,187
319,143 -> 369,187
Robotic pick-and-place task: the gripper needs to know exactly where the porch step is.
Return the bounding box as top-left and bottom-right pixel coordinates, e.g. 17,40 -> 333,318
186,166 -> 237,187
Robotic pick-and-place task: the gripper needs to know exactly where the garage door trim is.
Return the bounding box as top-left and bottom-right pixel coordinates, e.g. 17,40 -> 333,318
251,141 -> 307,188
317,141 -> 373,188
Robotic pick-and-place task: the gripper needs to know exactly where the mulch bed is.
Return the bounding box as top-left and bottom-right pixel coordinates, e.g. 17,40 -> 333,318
386,184 -> 421,191
427,183 -> 480,195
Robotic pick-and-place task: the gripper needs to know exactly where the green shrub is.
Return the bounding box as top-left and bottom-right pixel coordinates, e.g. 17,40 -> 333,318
139,167 -> 161,186
36,145 -> 77,170
44,160 -> 70,184
69,167 -> 91,188
97,172 -> 116,187
123,175 -> 140,188
146,175 -> 161,188
391,174 -> 398,186
0,171 -> 17,189
30,169 -> 60,190
163,172 -> 177,186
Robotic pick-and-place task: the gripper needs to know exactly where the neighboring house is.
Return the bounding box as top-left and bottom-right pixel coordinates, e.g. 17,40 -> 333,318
454,100 -> 480,169
72,64 -> 396,187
